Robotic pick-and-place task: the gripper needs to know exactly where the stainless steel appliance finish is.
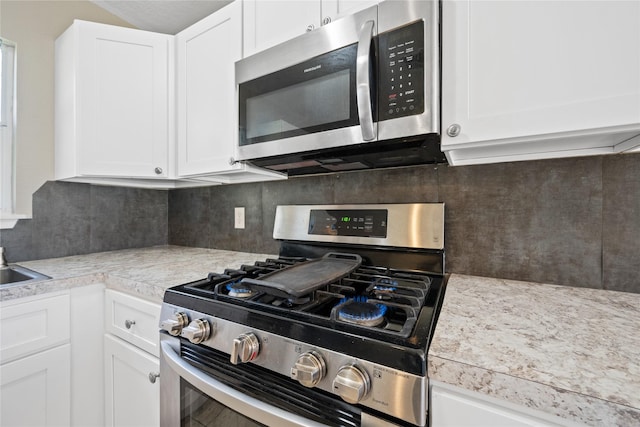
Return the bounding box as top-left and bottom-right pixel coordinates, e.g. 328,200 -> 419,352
235,0 -> 442,175
273,204 -> 444,249
161,305 -> 425,425
160,203 -> 446,427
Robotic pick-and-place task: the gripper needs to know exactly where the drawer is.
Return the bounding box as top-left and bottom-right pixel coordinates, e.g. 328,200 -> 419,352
0,292 -> 71,363
104,290 -> 161,357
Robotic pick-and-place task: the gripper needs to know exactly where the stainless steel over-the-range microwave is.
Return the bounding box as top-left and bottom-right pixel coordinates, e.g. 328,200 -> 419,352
235,0 -> 443,175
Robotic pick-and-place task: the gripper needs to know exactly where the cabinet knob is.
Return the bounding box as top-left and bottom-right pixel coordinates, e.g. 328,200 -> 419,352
322,17 -> 332,25
446,124 -> 461,137
306,24 -> 315,32
148,372 -> 160,384
125,319 -> 136,329
154,167 -> 163,175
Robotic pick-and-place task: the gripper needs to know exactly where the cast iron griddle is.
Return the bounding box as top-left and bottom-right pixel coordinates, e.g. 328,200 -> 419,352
239,252 -> 362,299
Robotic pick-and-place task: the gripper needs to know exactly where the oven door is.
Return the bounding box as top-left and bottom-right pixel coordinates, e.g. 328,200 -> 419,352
160,335 -> 363,427
236,6 -> 378,163
160,336 -> 325,426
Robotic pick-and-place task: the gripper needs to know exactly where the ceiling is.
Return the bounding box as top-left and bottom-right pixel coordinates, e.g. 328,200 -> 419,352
91,0 -> 233,34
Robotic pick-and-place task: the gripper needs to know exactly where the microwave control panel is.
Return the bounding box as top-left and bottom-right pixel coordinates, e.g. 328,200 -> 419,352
377,20 -> 425,121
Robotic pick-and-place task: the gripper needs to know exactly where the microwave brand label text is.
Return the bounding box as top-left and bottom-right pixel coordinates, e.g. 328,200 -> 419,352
304,64 -> 322,73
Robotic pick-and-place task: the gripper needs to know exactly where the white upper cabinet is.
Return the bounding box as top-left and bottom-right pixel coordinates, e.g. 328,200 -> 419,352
55,20 -> 173,180
176,3 -> 242,177
441,0 -> 640,165
322,0 -> 377,23
175,2 -> 285,183
243,0 -> 377,57
243,0 -> 321,57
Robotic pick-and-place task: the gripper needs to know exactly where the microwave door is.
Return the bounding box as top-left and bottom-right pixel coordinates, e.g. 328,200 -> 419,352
236,6 -> 379,162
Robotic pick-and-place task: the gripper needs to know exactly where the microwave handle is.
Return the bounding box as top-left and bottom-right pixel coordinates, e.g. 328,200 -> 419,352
356,20 -> 376,142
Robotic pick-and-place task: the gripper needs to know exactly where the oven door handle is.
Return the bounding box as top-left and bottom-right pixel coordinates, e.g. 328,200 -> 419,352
160,341 -> 326,427
356,20 -> 376,142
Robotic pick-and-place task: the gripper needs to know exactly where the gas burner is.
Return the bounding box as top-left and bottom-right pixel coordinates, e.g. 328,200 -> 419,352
338,297 -> 388,327
372,284 -> 397,292
227,283 -> 253,298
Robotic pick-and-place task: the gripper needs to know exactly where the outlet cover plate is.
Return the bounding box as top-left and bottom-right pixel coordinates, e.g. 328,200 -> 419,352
234,207 -> 245,229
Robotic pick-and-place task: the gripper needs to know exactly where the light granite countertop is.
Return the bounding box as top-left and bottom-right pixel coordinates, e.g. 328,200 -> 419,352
0,245 -> 276,303
3,249 -> 639,426
428,274 -> 640,426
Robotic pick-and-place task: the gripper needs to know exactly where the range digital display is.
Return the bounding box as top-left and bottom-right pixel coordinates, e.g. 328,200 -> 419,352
308,209 -> 388,238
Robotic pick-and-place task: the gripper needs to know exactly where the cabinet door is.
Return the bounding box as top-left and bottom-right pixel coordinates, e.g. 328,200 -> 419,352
0,292 -> 70,363
0,344 -> 71,427
104,334 -> 160,427
76,21 -> 171,178
430,382 -> 582,427
176,2 -> 243,176
243,0 -> 321,57
104,289 -> 161,357
321,0 -> 377,24
441,1 -> 640,164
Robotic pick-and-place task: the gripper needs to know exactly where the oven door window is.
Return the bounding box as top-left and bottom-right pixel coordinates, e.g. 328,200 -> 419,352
181,378 -> 266,427
239,44 -> 359,146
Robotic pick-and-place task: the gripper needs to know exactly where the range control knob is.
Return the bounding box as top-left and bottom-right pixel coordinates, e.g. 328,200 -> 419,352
230,333 -> 260,365
291,351 -> 326,388
160,312 -> 189,336
333,365 -> 370,404
181,319 -> 212,344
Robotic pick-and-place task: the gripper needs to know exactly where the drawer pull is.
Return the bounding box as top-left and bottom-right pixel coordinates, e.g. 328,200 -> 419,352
148,372 -> 160,384
125,319 -> 136,329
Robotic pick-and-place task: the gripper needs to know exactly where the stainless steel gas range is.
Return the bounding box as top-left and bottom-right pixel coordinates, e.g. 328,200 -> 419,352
159,204 -> 447,427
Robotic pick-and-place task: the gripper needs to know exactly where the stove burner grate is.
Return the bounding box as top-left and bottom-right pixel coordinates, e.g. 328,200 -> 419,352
181,256 -> 439,340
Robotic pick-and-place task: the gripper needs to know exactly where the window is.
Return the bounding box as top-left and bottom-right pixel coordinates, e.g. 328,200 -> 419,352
1,37 -> 17,220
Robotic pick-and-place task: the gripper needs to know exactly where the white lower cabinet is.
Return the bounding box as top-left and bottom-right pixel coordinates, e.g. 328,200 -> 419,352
104,290 -> 161,427
104,334 -> 160,427
70,284 -> 106,426
430,381 -> 586,427
0,287 -> 162,426
105,289 -> 162,357
0,292 -> 72,427
0,345 -> 71,427
0,344 -> 71,427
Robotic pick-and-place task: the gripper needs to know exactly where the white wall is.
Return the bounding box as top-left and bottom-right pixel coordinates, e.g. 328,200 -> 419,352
0,0 -> 134,216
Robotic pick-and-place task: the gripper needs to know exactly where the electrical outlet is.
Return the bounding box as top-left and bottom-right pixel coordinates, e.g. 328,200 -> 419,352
234,207 -> 245,229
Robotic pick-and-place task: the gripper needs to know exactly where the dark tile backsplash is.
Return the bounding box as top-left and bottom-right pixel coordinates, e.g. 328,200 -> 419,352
1,181 -> 168,262
2,153 -> 639,293
168,153 -> 639,293
602,154 -> 640,293
439,157 -> 603,288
